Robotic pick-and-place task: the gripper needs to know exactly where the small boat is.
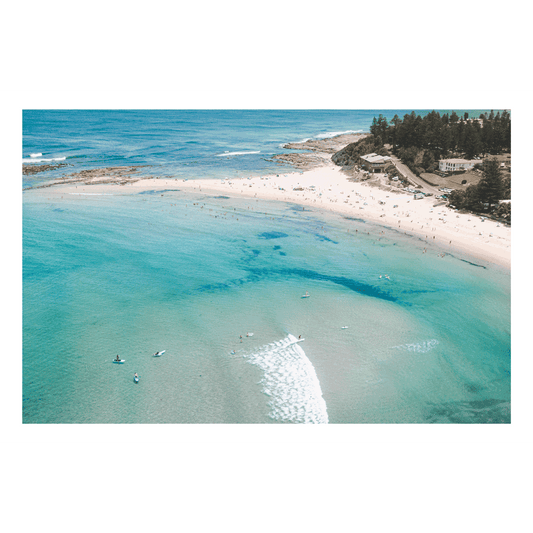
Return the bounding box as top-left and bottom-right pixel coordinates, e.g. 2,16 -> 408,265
133,374 -> 139,383
153,350 -> 166,357
113,359 -> 125,364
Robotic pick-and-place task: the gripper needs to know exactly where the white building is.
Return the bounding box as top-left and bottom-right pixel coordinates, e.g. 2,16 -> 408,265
438,159 -> 478,172
360,153 -> 392,173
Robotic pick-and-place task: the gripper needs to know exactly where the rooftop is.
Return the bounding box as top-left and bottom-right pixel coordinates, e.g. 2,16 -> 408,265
440,158 -> 475,164
361,153 -> 391,163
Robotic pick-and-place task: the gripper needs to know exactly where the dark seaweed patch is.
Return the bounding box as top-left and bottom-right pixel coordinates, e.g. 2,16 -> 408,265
249,267 -> 399,303
257,231 -> 288,240
457,257 -> 487,269
315,234 -> 338,244
137,189 -> 180,195
425,399 -> 510,424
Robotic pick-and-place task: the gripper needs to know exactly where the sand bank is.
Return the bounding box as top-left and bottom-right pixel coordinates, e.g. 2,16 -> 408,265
41,160 -> 511,269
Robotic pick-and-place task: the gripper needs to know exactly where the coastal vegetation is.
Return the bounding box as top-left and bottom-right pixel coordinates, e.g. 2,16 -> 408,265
448,159 -> 511,221
331,135 -> 393,172
331,110 -> 511,222
371,110 -> 511,161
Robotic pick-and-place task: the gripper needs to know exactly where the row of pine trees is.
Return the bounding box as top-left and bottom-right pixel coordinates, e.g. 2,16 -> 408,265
370,110 -> 511,159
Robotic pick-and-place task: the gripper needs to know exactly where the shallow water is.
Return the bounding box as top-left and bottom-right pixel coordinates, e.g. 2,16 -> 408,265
23,189 -> 510,423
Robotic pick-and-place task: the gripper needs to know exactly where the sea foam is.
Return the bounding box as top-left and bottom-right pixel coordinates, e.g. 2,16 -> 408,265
314,129 -> 363,139
216,151 -> 260,157
393,339 -> 440,353
23,156 -> 66,163
242,334 -> 328,424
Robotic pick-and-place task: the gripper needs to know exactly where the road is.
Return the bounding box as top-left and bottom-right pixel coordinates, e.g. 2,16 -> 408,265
389,156 -> 440,196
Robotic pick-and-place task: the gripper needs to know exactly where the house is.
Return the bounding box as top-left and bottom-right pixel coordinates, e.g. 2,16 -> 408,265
438,159 -> 478,173
360,153 -> 391,173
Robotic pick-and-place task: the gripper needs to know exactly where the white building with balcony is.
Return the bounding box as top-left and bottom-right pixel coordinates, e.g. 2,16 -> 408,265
438,159 -> 478,172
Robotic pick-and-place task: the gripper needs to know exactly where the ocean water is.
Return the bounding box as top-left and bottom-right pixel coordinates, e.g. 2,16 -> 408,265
22,109 -> 491,188
22,110 -> 510,423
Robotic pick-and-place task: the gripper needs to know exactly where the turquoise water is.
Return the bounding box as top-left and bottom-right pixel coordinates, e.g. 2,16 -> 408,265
23,186 -> 510,423
22,110 -> 510,423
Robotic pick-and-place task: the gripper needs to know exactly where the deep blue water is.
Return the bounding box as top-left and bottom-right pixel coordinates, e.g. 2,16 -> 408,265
22,110 -> 510,424
22,109 -> 490,187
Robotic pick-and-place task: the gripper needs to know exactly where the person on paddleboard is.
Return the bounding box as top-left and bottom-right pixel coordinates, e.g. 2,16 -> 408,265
116,355 -> 120,362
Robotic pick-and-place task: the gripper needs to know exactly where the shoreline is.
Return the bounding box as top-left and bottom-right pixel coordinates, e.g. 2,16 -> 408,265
23,137 -> 510,270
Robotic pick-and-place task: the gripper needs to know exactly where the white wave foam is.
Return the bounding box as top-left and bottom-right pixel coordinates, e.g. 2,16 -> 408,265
242,334 -> 328,424
286,130 -> 363,145
314,129 -> 363,139
393,339 -> 439,353
30,153 -> 42,158
216,151 -> 260,157
22,156 -> 66,163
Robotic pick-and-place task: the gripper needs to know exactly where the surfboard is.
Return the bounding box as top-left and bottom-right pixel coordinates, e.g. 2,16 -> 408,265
113,360 -> 125,364
153,350 -> 166,357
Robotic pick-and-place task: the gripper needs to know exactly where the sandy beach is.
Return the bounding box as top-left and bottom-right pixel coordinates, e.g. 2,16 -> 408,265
44,159 -> 511,270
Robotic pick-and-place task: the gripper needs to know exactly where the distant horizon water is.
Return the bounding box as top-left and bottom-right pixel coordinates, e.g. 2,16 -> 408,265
22,109 -> 494,188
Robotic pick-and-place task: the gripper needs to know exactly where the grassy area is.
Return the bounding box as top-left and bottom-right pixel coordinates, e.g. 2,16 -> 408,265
421,154 -> 511,191
420,171 -> 483,190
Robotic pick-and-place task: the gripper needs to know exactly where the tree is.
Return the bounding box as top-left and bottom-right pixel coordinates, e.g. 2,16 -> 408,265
477,159 -> 504,209
422,150 -> 435,172
464,123 -> 483,158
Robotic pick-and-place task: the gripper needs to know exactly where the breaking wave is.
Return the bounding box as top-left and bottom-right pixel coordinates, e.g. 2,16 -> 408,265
216,151 -> 261,157
23,156 -> 66,163
242,334 -> 328,423
393,339 -> 440,353
314,129 -> 363,139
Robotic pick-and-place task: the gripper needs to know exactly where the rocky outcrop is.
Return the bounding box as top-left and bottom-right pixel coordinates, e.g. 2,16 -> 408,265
268,153 -> 332,170
282,133 -> 367,154
23,163 -> 69,175
267,133 -> 368,172
23,166 -> 157,190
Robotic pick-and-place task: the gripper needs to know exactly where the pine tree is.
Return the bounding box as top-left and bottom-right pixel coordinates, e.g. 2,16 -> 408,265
477,159 -> 504,209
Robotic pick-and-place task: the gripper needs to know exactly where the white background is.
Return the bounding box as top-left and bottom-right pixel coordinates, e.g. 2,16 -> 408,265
0,87 -> 533,446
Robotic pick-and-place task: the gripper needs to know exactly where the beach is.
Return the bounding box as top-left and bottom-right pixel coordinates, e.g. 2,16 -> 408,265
22,110 -> 511,425
44,158 -> 511,270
